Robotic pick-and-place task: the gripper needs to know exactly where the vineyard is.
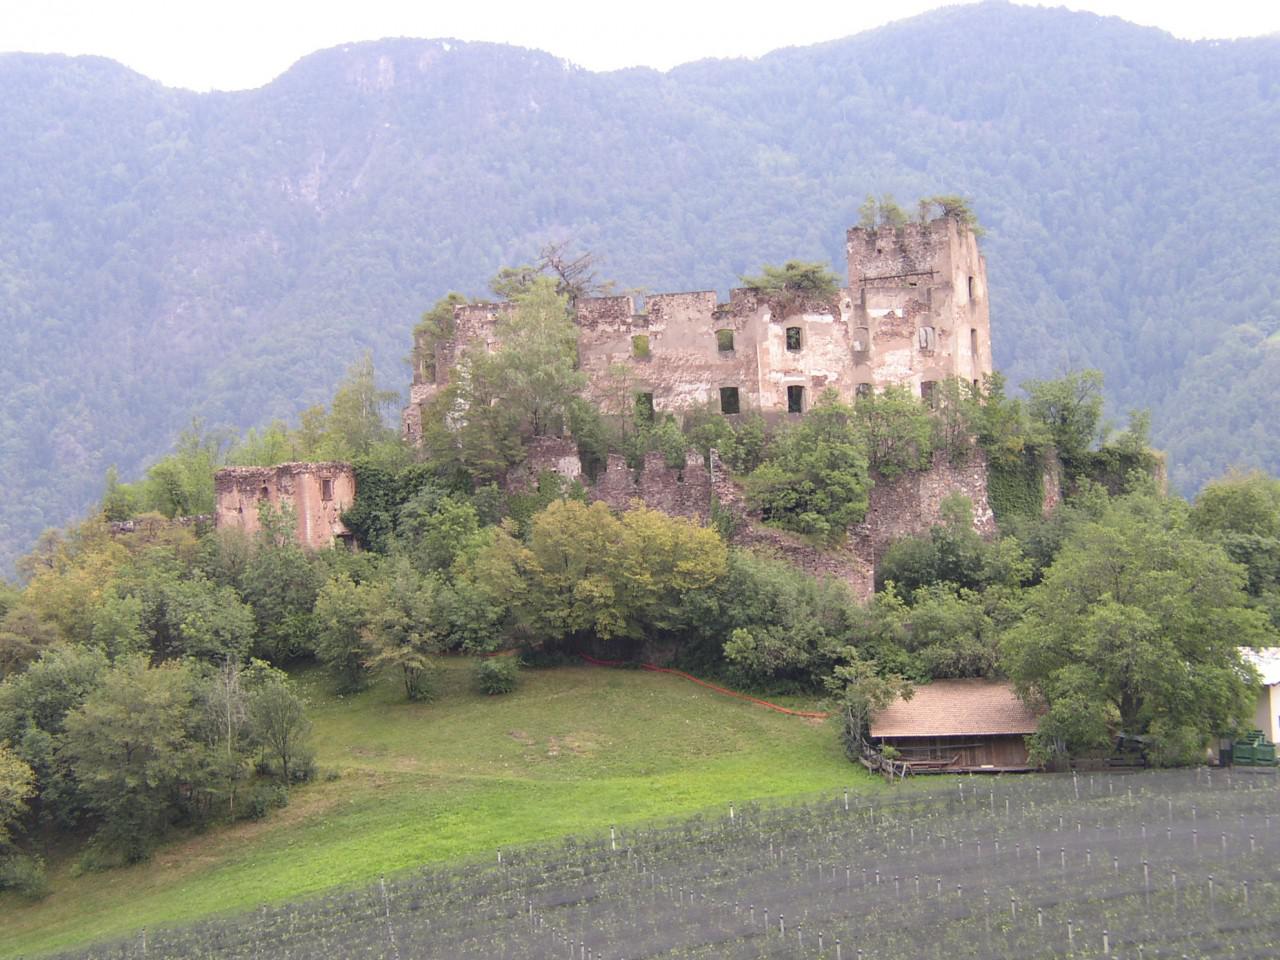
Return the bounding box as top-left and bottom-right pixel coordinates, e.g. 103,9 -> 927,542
47,770 -> 1280,959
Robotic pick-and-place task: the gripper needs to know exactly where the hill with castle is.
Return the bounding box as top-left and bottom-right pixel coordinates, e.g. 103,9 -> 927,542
0,1 -> 1278,573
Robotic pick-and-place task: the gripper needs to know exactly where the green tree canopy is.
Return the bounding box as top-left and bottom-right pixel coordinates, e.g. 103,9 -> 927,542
1001,492 -> 1271,765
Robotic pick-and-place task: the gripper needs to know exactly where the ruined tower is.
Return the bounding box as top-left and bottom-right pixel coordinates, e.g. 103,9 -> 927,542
845,215 -> 990,401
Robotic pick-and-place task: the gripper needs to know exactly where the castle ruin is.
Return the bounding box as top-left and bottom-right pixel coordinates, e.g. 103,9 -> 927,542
403,216 -> 990,438
213,462 -> 356,550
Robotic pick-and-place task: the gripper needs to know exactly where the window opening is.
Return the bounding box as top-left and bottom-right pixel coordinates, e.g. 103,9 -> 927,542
786,326 -> 803,351
719,387 -> 740,415
920,381 -> 937,407
968,276 -> 976,300
855,383 -> 872,399
917,326 -> 936,351
853,326 -> 870,354
258,486 -> 270,500
321,478 -> 334,501
715,329 -> 735,352
970,327 -> 979,360
635,392 -> 655,423
787,385 -> 805,414
631,334 -> 650,359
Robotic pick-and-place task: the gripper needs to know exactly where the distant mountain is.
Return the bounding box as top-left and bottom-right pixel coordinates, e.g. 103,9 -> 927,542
1,1 -> 1278,570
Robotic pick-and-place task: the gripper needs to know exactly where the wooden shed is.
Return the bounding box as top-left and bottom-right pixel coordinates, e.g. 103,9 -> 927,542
870,679 -> 1041,773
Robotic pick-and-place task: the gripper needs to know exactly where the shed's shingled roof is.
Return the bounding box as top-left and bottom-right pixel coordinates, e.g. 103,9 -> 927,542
870,679 -> 1040,738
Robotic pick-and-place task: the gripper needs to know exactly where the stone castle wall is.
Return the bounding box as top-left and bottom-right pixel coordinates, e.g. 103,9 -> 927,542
403,216 -> 992,441
508,439 -> 997,602
214,462 -> 356,550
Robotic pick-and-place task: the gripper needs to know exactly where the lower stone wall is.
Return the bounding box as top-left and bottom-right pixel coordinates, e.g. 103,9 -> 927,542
852,449 -> 998,570
508,440 -> 999,603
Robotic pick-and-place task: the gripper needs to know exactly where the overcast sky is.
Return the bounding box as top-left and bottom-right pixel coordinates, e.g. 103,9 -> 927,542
5,0 -> 1279,92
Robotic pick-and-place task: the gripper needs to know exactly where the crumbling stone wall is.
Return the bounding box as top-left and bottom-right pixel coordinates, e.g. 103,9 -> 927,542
402,216 -> 992,438
214,462 -> 355,550
508,442 -> 997,602
852,449 -> 998,571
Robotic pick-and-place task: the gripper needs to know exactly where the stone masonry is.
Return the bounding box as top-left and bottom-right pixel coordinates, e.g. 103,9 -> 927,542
403,215 -> 991,440
214,462 -> 356,550
504,437 -> 998,602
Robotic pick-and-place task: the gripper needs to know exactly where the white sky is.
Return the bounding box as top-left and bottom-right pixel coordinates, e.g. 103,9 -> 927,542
4,0 -> 1278,92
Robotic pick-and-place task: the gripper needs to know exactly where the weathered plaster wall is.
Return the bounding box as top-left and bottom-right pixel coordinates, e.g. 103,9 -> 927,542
402,217 -> 992,437
214,462 -> 355,549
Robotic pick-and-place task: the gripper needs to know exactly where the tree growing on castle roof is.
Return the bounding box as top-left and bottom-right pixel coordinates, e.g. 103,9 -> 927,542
739,260 -> 839,299
917,195 -> 983,234
857,193 -> 909,229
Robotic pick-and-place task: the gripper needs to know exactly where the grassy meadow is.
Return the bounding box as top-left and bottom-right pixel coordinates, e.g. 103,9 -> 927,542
0,659 -> 872,958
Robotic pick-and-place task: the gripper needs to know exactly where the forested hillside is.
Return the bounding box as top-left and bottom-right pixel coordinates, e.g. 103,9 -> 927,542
1,1 -> 1278,570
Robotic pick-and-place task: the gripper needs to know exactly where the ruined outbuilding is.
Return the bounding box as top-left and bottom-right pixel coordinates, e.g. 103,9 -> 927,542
404,215 -> 991,440
214,462 -> 356,550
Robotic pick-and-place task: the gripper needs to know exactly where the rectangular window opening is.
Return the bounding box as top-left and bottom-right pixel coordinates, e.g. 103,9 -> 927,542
968,276 -> 976,300
853,326 -> 870,354
786,326 -> 803,351
631,334 -> 650,359
321,478 -> 334,501
855,383 -> 872,399
635,392 -> 655,423
719,386 -> 740,415
970,327 -> 979,360
715,329 -> 735,352
921,381 -> 937,407
787,385 -> 805,414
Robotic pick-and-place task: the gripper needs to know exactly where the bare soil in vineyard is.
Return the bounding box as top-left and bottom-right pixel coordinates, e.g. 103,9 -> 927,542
0,659 -> 864,959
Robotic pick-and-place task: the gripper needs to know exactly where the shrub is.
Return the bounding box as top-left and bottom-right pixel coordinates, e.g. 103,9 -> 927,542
0,854 -> 48,899
474,656 -> 520,695
241,781 -> 290,821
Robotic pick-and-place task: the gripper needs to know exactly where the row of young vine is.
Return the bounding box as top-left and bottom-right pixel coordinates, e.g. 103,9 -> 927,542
50,769 -> 1280,959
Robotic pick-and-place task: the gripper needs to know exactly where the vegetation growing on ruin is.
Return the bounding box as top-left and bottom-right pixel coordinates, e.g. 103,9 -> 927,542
739,260 -> 840,300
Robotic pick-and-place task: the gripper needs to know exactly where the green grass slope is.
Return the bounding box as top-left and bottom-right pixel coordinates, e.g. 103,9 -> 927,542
0,660 -> 868,958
